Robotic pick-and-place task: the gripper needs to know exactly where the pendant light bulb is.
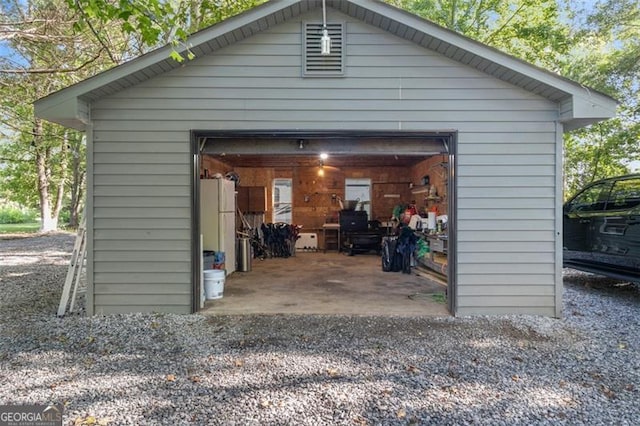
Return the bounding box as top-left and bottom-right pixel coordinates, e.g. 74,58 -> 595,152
321,28 -> 331,56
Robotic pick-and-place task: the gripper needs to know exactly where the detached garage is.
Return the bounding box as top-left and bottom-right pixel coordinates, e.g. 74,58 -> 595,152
35,0 -> 616,317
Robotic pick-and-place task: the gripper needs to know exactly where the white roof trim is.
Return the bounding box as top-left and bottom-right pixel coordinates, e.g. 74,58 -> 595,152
35,0 -> 617,131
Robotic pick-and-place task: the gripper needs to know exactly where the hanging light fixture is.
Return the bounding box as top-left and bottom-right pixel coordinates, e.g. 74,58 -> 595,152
321,0 -> 331,56
318,159 -> 325,177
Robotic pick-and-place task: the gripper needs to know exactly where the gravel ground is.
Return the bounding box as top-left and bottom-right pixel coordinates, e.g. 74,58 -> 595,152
1,233 -> 639,425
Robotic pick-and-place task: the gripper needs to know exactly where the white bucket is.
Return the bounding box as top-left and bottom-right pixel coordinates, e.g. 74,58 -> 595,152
204,270 -> 225,300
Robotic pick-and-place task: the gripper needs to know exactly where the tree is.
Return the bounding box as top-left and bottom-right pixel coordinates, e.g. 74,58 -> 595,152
397,0 -> 639,199
0,0 -> 129,231
68,0 -> 266,61
559,0 -> 640,198
1,0 -> 266,232
396,0 -> 571,68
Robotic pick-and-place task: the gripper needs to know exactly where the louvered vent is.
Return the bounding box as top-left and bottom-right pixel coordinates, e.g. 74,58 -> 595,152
303,22 -> 345,76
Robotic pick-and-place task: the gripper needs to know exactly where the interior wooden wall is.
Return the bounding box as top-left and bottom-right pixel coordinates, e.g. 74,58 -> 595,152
411,155 -> 449,216
201,155 -> 447,230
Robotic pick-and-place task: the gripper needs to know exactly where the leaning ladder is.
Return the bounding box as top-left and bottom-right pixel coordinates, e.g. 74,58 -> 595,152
57,216 -> 87,317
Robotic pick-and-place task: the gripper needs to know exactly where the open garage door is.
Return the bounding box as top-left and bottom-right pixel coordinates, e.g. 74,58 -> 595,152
192,131 -> 456,315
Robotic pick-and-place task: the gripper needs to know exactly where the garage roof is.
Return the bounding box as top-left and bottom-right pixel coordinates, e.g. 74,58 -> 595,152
35,0 -> 617,131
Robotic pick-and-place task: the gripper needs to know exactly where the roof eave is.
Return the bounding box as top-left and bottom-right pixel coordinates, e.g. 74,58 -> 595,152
559,92 -> 618,132
34,96 -> 89,131
34,0 -> 619,132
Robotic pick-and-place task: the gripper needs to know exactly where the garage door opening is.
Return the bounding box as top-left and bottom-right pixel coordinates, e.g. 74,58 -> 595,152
192,131 -> 456,315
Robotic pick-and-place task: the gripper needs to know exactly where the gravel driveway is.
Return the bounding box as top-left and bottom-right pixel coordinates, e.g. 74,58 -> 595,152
1,233 -> 639,425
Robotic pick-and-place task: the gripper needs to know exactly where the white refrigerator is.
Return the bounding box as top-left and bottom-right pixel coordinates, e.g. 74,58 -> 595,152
200,179 -> 236,274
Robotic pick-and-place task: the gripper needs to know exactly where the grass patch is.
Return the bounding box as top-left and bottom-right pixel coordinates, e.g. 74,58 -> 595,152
0,222 -> 40,234
431,293 -> 447,304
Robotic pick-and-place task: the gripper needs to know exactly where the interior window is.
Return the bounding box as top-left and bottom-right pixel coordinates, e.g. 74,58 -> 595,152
273,178 -> 292,223
606,178 -> 640,211
345,178 -> 372,219
568,182 -> 612,213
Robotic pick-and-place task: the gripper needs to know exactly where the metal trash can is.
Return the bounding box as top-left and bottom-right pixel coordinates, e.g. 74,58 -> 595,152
237,237 -> 252,272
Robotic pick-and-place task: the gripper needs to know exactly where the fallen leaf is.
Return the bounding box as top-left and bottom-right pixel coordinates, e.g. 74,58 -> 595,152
84,416 -> 97,425
189,375 -> 201,383
397,408 -> 407,419
259,399 -> 270,408
601,385 -> 616,399
406,365 -> 420,374
166,374 -> 176,382
327,368 -> 340,377
511,375 -> 520,382
352,417 -> 367,426
618,343 -> 627,350
234,359 -> 244,368
150,321 -> 159,329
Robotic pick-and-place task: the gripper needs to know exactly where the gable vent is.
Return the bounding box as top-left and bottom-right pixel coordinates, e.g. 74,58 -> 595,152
303,22 -> 345,76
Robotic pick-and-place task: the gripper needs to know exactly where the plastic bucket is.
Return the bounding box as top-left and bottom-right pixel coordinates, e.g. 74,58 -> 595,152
204,269 -> 225,300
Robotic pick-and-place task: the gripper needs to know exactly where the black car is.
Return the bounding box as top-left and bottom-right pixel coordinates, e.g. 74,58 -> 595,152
563,174 -> 640,282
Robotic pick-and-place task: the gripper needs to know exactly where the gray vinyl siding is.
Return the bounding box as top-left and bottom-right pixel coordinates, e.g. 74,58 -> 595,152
89,8 -> 560,316
90,127 -> 192,314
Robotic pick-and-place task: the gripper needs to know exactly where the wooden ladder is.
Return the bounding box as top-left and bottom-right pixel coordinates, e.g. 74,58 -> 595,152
57,216 -> 87,317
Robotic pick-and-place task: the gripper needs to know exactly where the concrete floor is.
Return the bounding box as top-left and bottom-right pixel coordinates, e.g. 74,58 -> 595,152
202,252 -> 449,316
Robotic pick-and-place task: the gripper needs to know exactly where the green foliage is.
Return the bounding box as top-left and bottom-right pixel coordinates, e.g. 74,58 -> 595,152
0,0 -> 97,230
431,293 -> 447,304
0,207 -> 37,224
397,0 -> 571,68
68,0 -> 267,61
559,0 -> 640,197
396,0 -> 639,197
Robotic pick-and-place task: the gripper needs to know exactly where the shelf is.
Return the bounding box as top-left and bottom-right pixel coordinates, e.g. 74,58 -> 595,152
410,185 -> 430,194
411,186 -> 441,201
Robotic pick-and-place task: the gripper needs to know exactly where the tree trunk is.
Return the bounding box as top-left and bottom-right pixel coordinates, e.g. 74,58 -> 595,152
34,118 -> 55,232
34,118 -> 67,232
53,132 -> 68,225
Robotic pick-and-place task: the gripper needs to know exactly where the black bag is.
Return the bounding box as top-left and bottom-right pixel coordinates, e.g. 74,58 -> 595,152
382,237 -> 402,272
